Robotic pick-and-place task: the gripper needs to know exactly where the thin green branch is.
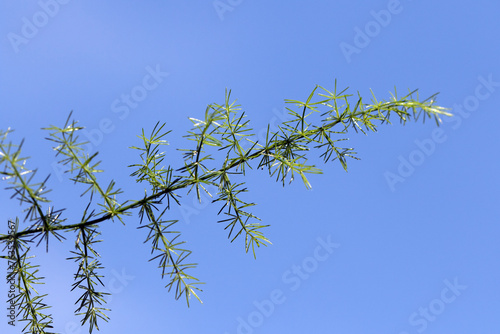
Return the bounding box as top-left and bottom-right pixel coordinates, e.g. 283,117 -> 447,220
0,83 -> 451,331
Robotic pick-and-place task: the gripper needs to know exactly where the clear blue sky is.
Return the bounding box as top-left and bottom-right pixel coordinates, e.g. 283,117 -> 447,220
1,1 -> 499,333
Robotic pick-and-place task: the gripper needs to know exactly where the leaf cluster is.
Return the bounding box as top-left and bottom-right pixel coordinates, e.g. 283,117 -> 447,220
0,84 -> 450,333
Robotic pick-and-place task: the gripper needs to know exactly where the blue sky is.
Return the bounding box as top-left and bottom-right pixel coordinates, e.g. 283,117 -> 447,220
1,1 -> 499,333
